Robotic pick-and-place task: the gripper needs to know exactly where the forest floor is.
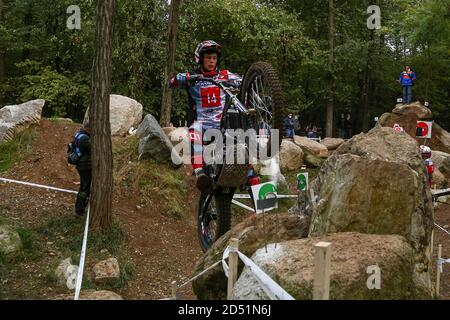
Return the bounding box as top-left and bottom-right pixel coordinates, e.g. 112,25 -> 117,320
0,118 -> 449,300
0,119 -> 205,299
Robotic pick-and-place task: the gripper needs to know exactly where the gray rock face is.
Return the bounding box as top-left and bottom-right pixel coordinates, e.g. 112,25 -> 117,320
428,123 -> 450,155
92,257 -> 120,284
232,233 -> 431,300
321,138 -> 344,151
392,101 -> 432,119
136,114 -> 182,168
303,151 -> 324,168
84,95 -> 143,136
293,136 -> 329,158
378,101 -> 450,155
0,224 -> 22,254
280,139 -> 304,172
0,99 -> 45,144
307,126 -> 434,294
55,257 -> 79,290
168,127 -> 190,164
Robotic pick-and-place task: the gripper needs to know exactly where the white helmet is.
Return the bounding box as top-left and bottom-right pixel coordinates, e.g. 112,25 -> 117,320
420,145 -> 432,159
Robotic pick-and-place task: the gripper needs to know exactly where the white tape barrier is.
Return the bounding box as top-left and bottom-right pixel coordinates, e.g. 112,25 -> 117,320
74,204 -> 90,300
0,177 -> 78,194
432,188 -> 450,196
222,246 -> 295,300
231,199 -> 256,212
0,177 -> 90,299
438,258 -> 450,273
435,223 -> 450,236
233,194 -> 297,199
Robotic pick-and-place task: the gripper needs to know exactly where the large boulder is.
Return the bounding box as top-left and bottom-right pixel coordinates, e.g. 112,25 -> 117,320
392,101 -> 432,119
307,126 -> 434,294
168,127 -> 189,145
84,95 -> 143,136
136,114 -> 182,168
162,126 -> 177,137
232,233 -> 431,300
378,112 -> 418,138
92,257 -> 120,284
280,139 -> 304,172
378,102 -> 450,154
321,138 -> 344,151
168,127 -> 190,164
293,136 -> 329,158
0,99 -> 44,145
303,151 -> 325,168
55,258 -> 79,290
0,224 -> 22,254
427,123 -> 450,155
432,169 -> 447,189
431,151 -> 450,179
192,213 -> 310,300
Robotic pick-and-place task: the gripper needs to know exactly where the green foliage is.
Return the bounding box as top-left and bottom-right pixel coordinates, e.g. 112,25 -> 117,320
41,215 -> 127,257
0,0 -> 448,131
113,135 -> 188,219
0,127 -> 35,173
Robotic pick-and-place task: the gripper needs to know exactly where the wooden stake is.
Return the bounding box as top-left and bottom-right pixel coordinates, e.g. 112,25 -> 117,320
436,244 -> 442,297
430,229 -> 434,257
171,280 -> 178,300
313,242 -> 331,300
227,238 -> 239,300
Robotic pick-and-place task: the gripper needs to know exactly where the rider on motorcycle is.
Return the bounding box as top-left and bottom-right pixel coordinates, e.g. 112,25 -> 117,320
420,145 -> 434,188
169,40 -> 257,193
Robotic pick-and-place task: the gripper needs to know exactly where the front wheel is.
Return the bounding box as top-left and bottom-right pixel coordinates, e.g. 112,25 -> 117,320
197,191 -> 233,252
240,61 -> 286,150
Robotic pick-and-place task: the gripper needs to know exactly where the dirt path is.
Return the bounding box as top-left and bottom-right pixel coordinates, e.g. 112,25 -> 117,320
0,119 -> 203,299
1,118 -> 449,299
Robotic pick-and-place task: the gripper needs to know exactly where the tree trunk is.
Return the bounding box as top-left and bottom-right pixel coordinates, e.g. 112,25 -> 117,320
160,0 -> 182,127
326,0 -> 334,137
22,1 -> 33,61
425,42 -> 431,101
89,0 -> 116,231
0,0 -> 4,86
362,30 -> 374,132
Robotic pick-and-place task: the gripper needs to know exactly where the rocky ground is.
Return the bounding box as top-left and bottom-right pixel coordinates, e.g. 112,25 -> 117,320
1,118 -> 449,300
0,119 -> 206,299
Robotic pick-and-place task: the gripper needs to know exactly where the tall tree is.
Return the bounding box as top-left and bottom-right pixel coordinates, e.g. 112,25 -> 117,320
361,30 -> 375,132
89,0 -> 116,231
326,0 -> 335,137
0,0 -> 4,86
160,0 -> 182,127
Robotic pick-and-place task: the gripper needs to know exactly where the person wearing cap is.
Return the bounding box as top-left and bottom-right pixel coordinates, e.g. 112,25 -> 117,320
74,121 -> 91,216
168,40 -> 246,194
284,113 -> 295,139
398,66 -> 417,104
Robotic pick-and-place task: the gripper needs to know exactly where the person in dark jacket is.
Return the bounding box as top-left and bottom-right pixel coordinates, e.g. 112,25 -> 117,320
75,121 -> 91,216
284,113 -> 295,139
398,66 -> 417,104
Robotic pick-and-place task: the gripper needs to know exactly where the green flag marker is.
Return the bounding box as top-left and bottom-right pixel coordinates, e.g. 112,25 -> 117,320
297,172 -> 308,191
258,183 -> 277,200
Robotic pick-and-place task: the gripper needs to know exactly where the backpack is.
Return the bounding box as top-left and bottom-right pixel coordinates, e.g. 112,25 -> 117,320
67,131 -> 88,165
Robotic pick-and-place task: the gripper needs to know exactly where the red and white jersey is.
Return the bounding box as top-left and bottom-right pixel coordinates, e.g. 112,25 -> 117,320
169,69 -> 242,129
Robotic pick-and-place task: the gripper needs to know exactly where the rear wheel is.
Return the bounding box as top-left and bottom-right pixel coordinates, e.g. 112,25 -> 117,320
197,191 -> 233,252
240,61 -> 285,150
